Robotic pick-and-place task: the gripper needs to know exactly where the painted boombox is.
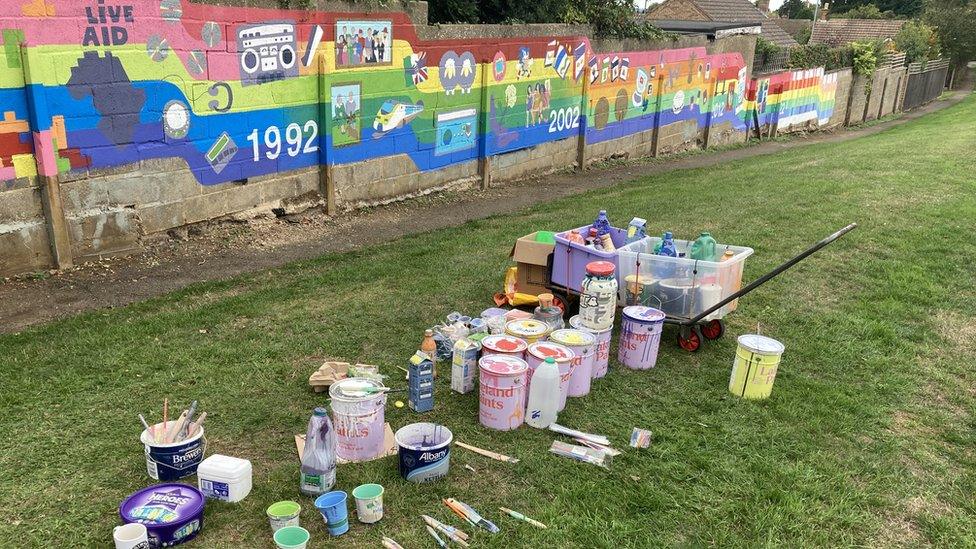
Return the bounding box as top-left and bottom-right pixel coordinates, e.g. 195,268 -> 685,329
236,21 -> 298,86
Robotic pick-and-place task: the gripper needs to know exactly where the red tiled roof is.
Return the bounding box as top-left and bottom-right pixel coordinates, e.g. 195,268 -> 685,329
649,0 -> 798,46
809,19 -> 907,46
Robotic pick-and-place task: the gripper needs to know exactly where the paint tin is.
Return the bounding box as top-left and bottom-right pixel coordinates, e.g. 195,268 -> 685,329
569,315 -> 613,379
480,334 -> 529,360
451,338 -> 481,394
329,378 -> 387,462
141,423 -> 206,481
623,274 -> 657,306
478,354 -> 529,431
729,334 -> 785,399
505,319 -> 550,344
548,328 -> 597,397
119,483 -> 204,547
657,278 -> 701,319
394,423 -> 453,483
526,341 -> 575,411
618,306 -> 666,370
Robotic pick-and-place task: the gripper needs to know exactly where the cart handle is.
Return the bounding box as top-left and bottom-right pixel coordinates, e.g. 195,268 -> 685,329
684,223 -> 858,326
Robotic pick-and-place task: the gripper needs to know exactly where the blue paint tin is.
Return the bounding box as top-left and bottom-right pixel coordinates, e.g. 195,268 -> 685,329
119,483 -> 205,547
141,424 -> 206,481
394,423 -> 452,483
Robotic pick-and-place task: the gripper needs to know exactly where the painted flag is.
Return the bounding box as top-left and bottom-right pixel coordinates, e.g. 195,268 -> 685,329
588,55 -> 599,84
554,44 -> 569,79
601,57 -> 610,83
574,42 -> 587,82
545,40 -> 557,67
620,57 -> 630,81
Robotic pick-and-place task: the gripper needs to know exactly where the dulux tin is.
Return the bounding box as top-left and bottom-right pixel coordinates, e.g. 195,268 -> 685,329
394,423 -> 453,483
141,423 -> 206,482
548,329 -> 597,397
505,319 -> 550,344
119,483 -> 204,548
478,354 -> 529,431
480,334 -> 529,360
526,341 -> 575,412
618,306 -> 666,370
569,315 -> 612,379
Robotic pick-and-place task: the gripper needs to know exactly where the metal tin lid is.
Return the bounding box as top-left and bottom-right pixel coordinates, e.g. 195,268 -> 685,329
548,328 -> 596,348
505,319 -> 550,337
622,306 -> 666,323
120,483 -> 205,525
527,341 -> 576,362
737,334 -> 785,355
329,377 -> 387,401
478,354 -> 528,375
481,334 -> 528,353
585,261 -> 615,277
568,314 -> 613,334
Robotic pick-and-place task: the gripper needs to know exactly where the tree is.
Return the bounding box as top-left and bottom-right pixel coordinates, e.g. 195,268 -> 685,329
833,4 -> 895,17
777,0 -> 815,19
924,0 -> 976,66
427,0 -> 479,23
894,20 -> 941,62
829,0 -> 923,18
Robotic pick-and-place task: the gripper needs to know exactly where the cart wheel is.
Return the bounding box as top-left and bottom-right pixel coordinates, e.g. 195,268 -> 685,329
678,326 -> 703,352
701,319 -> 725,340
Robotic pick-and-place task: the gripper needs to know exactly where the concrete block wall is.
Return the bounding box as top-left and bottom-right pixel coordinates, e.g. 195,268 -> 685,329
0,181 -> 52,276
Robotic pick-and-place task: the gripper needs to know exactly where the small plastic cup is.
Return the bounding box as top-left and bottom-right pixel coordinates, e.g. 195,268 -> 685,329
352,483 -> 385,523
266,501 -> 301,533
314,491 -> 349,536
273,526 -> 310,549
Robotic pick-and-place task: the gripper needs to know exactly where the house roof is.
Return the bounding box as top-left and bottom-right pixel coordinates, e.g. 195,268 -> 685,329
809,19 -> 907,46
649,0 -> 799,47
651,19 -> 762,36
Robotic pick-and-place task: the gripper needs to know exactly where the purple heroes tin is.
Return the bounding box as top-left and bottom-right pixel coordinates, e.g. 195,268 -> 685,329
119,483 -> 205,548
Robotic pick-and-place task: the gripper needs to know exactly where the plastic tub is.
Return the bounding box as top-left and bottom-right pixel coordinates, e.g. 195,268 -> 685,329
616,236 -> 753,320
197,454 -> 252,503
550,224 -> 627,291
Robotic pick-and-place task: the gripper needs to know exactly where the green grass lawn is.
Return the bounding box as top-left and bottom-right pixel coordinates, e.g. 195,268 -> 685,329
2,95 -> 975,548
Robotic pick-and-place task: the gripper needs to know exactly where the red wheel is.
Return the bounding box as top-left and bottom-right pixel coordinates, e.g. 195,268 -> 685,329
701,319 -> 725,340
678,326 -> 702,352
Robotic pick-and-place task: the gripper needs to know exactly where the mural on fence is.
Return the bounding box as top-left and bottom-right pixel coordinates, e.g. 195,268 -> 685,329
0,0 -> 840,187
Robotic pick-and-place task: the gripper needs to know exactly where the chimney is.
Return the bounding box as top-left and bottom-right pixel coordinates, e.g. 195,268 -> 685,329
756,0 -> 770,13
820,2 -> 830,19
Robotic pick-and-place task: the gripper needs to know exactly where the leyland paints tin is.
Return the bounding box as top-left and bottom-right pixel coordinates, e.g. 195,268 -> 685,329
478,354 -> 529,431
119,483 -> 205,547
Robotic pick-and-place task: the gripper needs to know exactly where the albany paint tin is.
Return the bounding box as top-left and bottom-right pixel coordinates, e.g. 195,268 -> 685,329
451,338 -> 481,394
549,328 -> 597,397
729,334 -> 785,399
569,315 -> 612,379
480,334 -> 529,360
618,306 -> 666,370
394,423 -> 453,483
119,483 -> 204,547
141,423 -> 206,482
478,354 -> 529,431
505,319 -> 550,344
329,378 -> 387,462
526,341 -> 576,411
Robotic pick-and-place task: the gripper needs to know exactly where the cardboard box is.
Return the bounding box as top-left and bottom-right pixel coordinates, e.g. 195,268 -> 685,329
510,232 -> 554,295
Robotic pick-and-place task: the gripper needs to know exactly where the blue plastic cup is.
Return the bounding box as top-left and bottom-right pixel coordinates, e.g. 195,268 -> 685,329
314,491 -> 349,536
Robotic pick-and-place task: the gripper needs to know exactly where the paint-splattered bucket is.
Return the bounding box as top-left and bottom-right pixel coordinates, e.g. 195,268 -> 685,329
394,423 -> 453,483
480,334 -> 529,360
569,315 -> 612,379
505,319 -> 550,344
478,354 -> 529,431
618,306 -> 666,370
141,423 -> 206,481
548,329 -> 596,398
526,342 -> 575,411
729,334 -> 785,399
329,378 -> 387,462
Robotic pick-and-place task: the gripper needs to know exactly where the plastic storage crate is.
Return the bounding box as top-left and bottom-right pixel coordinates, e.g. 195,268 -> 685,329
616,237 -> 753,321
551,224 -> 628,291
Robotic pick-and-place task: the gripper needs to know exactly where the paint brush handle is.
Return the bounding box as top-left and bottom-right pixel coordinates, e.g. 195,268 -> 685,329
164,411 -> 187,444
188,411 -> 207,437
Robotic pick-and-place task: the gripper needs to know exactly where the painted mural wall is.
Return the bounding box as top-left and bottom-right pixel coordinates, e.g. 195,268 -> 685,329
0,0 -> 841,192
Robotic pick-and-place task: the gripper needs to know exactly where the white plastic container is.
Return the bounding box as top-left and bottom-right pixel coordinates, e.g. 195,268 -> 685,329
197,454 -> 253,503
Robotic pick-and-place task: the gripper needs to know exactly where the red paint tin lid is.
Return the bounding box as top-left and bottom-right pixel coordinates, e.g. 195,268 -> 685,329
527,342 -> 576,362
479,354 -> 529,376
586,261 -> 615,277
481,334 -> 529,354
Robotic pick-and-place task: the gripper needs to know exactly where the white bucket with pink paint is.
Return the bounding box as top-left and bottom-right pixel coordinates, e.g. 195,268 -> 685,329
478,355 -> 529,431
548,328 -> 597,398
618,306 -> 665,370
569,315 -> 612,379
329,378 -> 387,462
525,342 -> 575,412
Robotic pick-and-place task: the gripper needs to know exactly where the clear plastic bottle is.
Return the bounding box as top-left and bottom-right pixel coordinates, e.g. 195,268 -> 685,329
526,357 -> 560,429
299,407 -> 337,497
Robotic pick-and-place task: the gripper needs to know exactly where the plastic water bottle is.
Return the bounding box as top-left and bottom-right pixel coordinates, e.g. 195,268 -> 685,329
526,358 -> 560,429
592,210 -> 612,236
658,231 -> 677,257
690,232 -> 717,261
300,408 -> 337,497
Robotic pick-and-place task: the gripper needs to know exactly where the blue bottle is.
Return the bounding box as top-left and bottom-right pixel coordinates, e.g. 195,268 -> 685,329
658,231 -> 677,257
592,210 -> 612,237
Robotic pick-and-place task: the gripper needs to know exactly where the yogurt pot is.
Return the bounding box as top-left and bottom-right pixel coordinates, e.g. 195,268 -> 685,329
548,328 -> 597,398
505,319 -> 550,344
480,334 -> 529,360
525,341 -> 575,411
119,483 -> 205,547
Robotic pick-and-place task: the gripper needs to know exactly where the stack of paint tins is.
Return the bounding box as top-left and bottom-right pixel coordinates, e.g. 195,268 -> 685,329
572,260 -> 618,379
407,351 -> 434,412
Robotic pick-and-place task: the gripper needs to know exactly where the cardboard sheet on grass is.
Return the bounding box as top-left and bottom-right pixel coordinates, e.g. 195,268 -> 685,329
295,425 -> 397,464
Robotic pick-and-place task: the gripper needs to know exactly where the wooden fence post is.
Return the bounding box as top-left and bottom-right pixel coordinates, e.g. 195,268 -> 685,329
576,72 -> 589,170
318,54 -> 336,215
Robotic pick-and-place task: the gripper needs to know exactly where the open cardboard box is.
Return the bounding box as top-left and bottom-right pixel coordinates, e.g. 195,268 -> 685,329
295,423 -> 397,464
509,232 -> 554,296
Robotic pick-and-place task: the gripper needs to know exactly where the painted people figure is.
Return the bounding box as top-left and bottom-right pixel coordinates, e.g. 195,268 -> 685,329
525,85 -> 534,127
376,27 -> 388,62
334,94 -> 347,134
336,30 -> 347,66
345,30 -> 355,65
364,28 -> 374,63
356,30 -> 365,64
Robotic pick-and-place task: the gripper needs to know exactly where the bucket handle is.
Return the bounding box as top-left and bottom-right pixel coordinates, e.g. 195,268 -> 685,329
145,436 -> 208,471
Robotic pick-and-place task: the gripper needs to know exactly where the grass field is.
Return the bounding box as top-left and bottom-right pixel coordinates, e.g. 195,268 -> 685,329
2,94 -> 975,548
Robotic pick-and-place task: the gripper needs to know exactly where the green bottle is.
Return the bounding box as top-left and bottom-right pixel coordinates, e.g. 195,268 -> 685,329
690,232 -> 717,261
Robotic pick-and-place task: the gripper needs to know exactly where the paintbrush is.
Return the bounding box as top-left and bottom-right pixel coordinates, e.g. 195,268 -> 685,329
181,400 -> 198,439
381,537 -> 404,549
138,414 -> 151,433
499,506 -> 547,529
455,441 -> 520,463
421,515 -> 469,545
159,398 -> 168,443
187,411 -> 207,437
443,498 -> 476,527
164,411 -> 188,443
425,525 -> 448,548
446,498 -> 499,533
